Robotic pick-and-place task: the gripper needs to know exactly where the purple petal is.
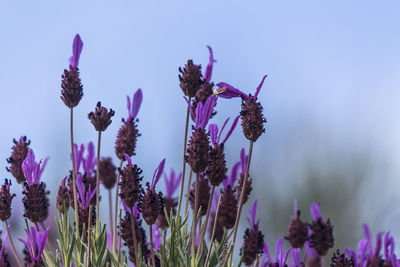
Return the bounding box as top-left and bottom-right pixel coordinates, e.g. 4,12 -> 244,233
208,124 -> 219,145
310,202 -> 322,221
283,247 -> 292,266
222,115 -> 239,144
254,74 -> 268,99
344,248 -> 357,266
200,96 -> 216,129
37,227 -> 50,260
384,232 -> 395,261
275,238 -> 283,263
392,254 -> 399,267
229,161 -> 240,188
37,157 -> 49,183
69,34 -> 83,68
0,231 -> 7,260
375,232 -> 383,256
194,101 -> 204,129
247,200 -> 258,229
240,148 -> 248,176
124,153 -> 132,164
211,190 -> 220,212
183,96 -> 195,121
152,159 -> 166,188
22,149 -> 35,184
217,118 -> 230,144
152,225 -> 162,250
204,45 -> 216,83
358,238 -> 369,263
129,89 -> 143,120
292,248 -> 301,266
362,224 -> 373,254
262,242 -> 272,264
216,82 -> 248,100
121,199 -> 130,213
83,142 -> 96,174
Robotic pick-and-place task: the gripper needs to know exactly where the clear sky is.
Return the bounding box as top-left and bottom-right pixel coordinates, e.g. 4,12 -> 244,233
1,0 -> 400,262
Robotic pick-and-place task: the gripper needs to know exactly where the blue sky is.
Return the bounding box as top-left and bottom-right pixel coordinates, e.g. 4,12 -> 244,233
1,0 -> 400,260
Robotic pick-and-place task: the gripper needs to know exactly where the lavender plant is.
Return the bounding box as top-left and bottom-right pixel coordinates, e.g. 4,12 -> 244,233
1,33 -> 399,267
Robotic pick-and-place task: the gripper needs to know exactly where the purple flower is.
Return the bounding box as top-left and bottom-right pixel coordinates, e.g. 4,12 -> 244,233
236,148 -> 253,204
208,116 -> 240,147
261,238 -> 291,267
69,34 -> 83,69
76,173 -> 96,209
19,226 -> 50,265
152,225 -> 162,250
22,149 -> 49,185
82,142 -> 96,175
288,248 -> 308,267
6,136 -> 31,184
308,202 -> 334,256
127,89 -> 143,122
286,199 -> 308,249
216,74 -> 268,100
0,231 -> 8,265
222,161 -> 240,189
203,45 -> 216,84
164,169 -> 181,199
186,95 -> 217,130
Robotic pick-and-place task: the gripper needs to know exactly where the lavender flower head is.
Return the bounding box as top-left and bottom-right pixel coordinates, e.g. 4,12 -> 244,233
219,163 -> 239,229
241,200 -> 265,266
61,34 -> 84,108
56,177 -> 70,213
217,75 -> 267,141
289,248 -> 308,267
236,148 -> 253,204
309,202 -> 334,256
88,101 -> 115,131
22,149 -> 50,223
208,190 -> 224,242
192,46 -> 217,114
76,173 -> 96,234
99,157 -> 117,189
0,232 -> 10,267
119,154 -> 143,209
0,179 -> 16,221
142,159 -> 165,225
6,136 -> 30,184
189,174 -> 210,216
206,116 -> 239,186
186,95 -> 217,173
158,169 -> 181,228
152,225 -> 162,250
19,226 -> 50,266
286,199 -> 308,248
179,56 -> 203,97
260,238 -> 291,267
115,89 -> 143,160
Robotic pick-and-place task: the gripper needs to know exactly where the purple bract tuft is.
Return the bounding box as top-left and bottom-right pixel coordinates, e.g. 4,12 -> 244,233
88,102 -> 115,132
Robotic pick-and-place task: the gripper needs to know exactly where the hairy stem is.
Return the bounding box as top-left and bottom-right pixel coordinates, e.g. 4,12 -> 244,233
69,107 -> 80,239
196,185 -> 215,261
112,159 -> 123,254
4,221 -> 22,267
95,131 -> 102,228
228,140 -> 254,266
177,97 -> 191,216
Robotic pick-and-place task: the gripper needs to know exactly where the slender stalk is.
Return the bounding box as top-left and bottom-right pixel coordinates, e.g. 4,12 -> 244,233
196,185 -> 215,261
33,222 -> 51,265
24,219 -> 35,259
204,194 -> 222,267
117,209 -> 122,265
130,207 -> 140,267
95,131 -> 102,228
4,221 -> 22,267
177,97 -> 191,216
228,140 -> 254,266
184,168 -> 193,216
87,205 -> 93,267
191,172 -> 200,262
108,189 -> 113,235
40,222 -> 54,255
69,107 -> 80,238
112,159 -> 123,253
149,225 -> 156,267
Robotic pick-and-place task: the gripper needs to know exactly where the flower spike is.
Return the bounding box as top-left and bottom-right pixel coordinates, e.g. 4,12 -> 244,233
69,34 -> 83,68
82,142 -> 96,174
22,149 -> 49,185
164,169 -> 182,198
247,200 -> 259,230
254,74 -> 268,99
151,159 -> 166,189
310,202 -> 322,221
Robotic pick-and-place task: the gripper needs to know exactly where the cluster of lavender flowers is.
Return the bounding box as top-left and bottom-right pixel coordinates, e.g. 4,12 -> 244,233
0,33 -> 398,267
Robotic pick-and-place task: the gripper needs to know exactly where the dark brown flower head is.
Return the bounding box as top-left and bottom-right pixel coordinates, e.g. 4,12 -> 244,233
179,60 -> 203,97
77,205 -> 96,236
241,225 -> 264,266
115,119 -> 140,160
308,255 -> 322,267
88,102 -> 115,131
121,211 -> 149,263
56,177 -> 70,213
157,197 -> 177,228
219,185 -> 238,229
206,144 -> 227,186
61,34 -> 84,108
23,245 -> 44,267
119,156 -> 143,209
142,183 -> 163,225
0,179 -> 16,221
309,203 -> 334,256
236,173 -> 252,204
61,66 -> 83,108
0,240 -> 10,267
286,200 -> 308,248
191,81 -> 215,120
22,182 -> 50,223
100,157 -> 117,189
6,136 -> 30,184
240,96 -> 266,142
189,174 -> 211,216
331,250 -> 354,267
187,128 -> 210,173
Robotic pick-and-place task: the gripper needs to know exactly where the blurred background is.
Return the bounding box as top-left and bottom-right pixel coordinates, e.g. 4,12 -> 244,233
1,0 -> 400,264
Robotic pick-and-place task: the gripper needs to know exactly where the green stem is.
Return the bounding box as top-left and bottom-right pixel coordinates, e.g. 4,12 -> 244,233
191,172 -> 200,263
112,159 -> 123,254
204,194 -> 222,267
69,107 -> 80,239
149,224 -> 156,267
177,97 -> 191,216
95,131 -> 102,228
196,185 -> 215,261
108,189 -> 113,236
